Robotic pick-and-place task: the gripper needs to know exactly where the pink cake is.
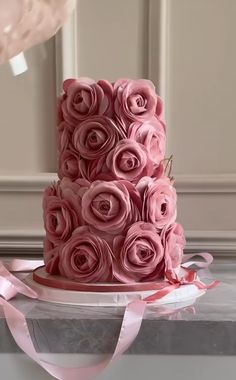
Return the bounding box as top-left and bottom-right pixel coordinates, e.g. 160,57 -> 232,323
43,77 -> 186,284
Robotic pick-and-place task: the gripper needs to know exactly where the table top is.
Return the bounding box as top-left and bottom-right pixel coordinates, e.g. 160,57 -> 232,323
1,259 -> 236,355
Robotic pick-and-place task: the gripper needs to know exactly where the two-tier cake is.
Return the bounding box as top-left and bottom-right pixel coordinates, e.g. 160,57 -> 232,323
42,77 -> 186,285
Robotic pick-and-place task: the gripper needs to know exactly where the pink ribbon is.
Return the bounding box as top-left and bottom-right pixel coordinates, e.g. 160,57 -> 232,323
0,257 -> 219,380
0,261 -> 38,300
144,268 -> 219,303
181,252 -> 213,268
0,296 -> 146,380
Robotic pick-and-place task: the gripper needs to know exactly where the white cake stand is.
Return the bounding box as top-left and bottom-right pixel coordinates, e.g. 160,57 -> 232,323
24,266 -> 206,307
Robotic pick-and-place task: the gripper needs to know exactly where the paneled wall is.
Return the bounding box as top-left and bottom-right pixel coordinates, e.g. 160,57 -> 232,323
0,40 -> 57,253
149,0 -> 236,252
0,40 -> 57,173
76,0 -> 149,80
0,0 -> 235,255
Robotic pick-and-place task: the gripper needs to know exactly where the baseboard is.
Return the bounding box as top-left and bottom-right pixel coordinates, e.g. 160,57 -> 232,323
0,230 -> 44,255
0,229 -> 235,258
184,230 -> 236,257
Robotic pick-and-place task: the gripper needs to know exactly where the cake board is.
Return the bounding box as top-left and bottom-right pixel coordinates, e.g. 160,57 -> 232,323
24,266 -> 206,307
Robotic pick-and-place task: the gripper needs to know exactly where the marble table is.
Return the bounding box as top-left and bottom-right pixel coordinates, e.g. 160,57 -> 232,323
1,260 -> 236,355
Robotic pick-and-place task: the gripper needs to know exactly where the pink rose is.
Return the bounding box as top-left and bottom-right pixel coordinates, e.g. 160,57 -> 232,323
58,149 -> 81,181
155,96 -> 166,129
60,78 -> 113,125
128,119 -> 166,165
152,161 -> 165,179
58,226 -> 113,283
106,139 -> 153,182
43,181 -> 61,207
57,121 -> 74,154
81,180 -> 141,234
79,156 -> 112,182
44,238 -> 60,275
43,178 -> 87,245
57,95 -> 66,125
114,79 -> 157,124
113,222 -> 164,283
137,177 -> 177,229
163,223 -> 186,272
73,116 -> 122,159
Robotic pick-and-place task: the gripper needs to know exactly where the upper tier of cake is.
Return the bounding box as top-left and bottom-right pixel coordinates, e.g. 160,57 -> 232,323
57,78 -> 166,183
43,78 -> 185,284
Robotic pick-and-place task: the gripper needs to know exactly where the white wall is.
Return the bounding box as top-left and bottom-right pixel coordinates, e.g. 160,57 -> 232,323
76,0 -> 149,80
166,0 -> 236,175
0,40 -> 57,173
0,40 -> 57,252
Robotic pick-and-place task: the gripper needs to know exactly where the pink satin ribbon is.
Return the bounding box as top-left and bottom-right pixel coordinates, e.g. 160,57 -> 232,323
0,296 -> 146,380
181,252 -> 213,268
144,268 -> 219,303
0,257 -> 219,380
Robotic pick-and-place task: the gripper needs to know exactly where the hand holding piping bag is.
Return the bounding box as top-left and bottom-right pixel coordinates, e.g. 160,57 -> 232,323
0,0 -> 75,75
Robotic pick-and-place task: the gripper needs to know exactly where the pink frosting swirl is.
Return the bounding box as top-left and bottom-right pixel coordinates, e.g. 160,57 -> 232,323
43,178 -> 89,245
106,139 -> 153,182
73,116 -> 122,159
58,226 -> 113,282
137,176 -> 177,229
81,180 -> 141,234
60,78 -> 113,125
162,223 -> 186,273
113,222 -> 164,283
114,79 -> 157,124
128,119 -> 166,165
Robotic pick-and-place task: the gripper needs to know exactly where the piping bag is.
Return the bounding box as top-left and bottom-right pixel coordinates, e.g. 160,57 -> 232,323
0,0 -> 75,75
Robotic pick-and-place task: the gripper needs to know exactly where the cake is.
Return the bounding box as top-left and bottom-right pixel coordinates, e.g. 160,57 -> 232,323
42,77 -> 186,284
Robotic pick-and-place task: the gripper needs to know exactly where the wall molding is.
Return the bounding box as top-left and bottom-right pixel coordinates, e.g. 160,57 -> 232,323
185,230 -> 236,255
148,0 -> 170,102
175,174 -> 236,194
0,174 -> 58,193
0,173 -> 235,194
0,174 -> 235,256
55,1 -> 78,95
0,230 -> 44,255
0,229 -> 235,257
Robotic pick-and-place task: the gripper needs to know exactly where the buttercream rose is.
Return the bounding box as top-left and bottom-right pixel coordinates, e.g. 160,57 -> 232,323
128,119 -> 166,165
106,139 -> 153,182
43,178 -> 87,245
137,177 -> 177,229
113,222 -> 164,283
60,77 -> 113,124
81,180 -> 140,234
73,116 -> 121,159
114,79 -> 157,124
59,149 -> 81,181
58,226 -> 113,282
163,223 -> 186,272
